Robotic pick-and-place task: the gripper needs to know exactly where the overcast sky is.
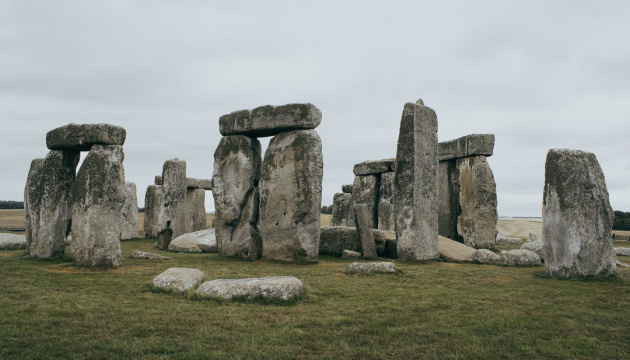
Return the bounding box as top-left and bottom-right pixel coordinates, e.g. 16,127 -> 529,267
1,1 -> 629,216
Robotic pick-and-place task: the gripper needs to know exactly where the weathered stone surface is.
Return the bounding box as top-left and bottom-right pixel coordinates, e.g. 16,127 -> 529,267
143,185 -> 162,238
155,159 -> 190,250
521,240 -> 544,260
71,145 -> 125,267
46,123 -> 126,151
152,268 -> 205,293
528,231 -> 538,242
617,260 -> 630,268
212,135 -> 262,260
438,134 -> 494,162
615,247 -> 630,257
341,184 -> 353,193
220,103 -> 322,137
120,182 -> 139,240
543,149 -> 616,278
456,156 -> 498,249
467,249 -> 501,264
342,249 -> 361,259
341,262 -> 398,275
354,204 -> 377,259
154,175 -> 163,185
394,100 -> 439,261
350,175 -> 380,229
353,158 -> 396,176
438,236 -> 476,262
187,188 -> 207,232
186,178 -> 213,190
330,193 -> 351,227
197,276 -> 304,300
496,235 -> 522,245
0,233 -> 27,250
499,249 -> 541,267
168,229 -> 217,253
25,150 -> 79,258
318,226 -> 389,257
260,130 -> 323,262
437,160 -> 461,241
129,250 -> 172,260
378,172 -> 395,231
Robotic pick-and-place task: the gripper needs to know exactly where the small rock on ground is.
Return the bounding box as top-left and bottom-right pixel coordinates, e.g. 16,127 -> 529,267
467,249 -> 501,264
168,229 -> 217,253
153,267 -> 205,293
499,249 -> 541,267
197,276 -> 304,300
342,249 -> 361,259
0,233 -> 27,250
130,250 -> 172,260
342,262 -> 398,275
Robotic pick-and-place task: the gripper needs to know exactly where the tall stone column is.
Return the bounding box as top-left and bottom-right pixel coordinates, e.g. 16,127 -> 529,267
330,192 -> 351,226
350,175 -> 380,229
143,184 -> 162,238
378,172 -> 395,231
120,182 -> 139,240
155,159 -> 189,249
188,188 -> 207,232
393,99 -> 439,261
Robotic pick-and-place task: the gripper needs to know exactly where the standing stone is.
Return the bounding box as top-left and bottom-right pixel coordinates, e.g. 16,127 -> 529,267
393,99 -> 439,261
455,156 -> 498,249
437,160 -> 461,241
156,159 -> 189,250
71,145 -> 125,267
378,172 -> 395,231
212,135 -> 262,260
187,188 -> 207,231
331,192 -> 351,227
259,130 -> 323,262
349,175 -> 380,229
24,151 -> 79,258
354,204 -> 377,259
143,185 -> 162,238
120,182 -> 139,240
543,149 -> 616,278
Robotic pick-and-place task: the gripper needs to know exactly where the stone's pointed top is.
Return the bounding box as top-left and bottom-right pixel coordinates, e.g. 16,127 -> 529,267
219,103 -> 322,137
416,98 -> 424,106
46,123 -> 126,151
353,158 -> 396,176
438,134 -> 495,161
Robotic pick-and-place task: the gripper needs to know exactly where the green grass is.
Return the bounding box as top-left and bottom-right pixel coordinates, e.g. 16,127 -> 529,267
1,238 -> 630,359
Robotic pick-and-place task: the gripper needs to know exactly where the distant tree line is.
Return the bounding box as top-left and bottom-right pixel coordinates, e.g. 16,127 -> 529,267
0,201 -> 24,209
613,211 -> 630,231
320,205 -> 333,215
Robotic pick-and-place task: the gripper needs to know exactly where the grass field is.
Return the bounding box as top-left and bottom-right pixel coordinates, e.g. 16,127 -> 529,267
2,212 -> 630,359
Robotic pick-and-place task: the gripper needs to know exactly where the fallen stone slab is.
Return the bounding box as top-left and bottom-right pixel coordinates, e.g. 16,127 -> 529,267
616,260 -> 630,268
353,158 -> 396,176
153,268 -> 206,293
0,233 -> 27,250
438,236 -> 476,262
168,229 -> 217,253
499,249 -> 541,267
342,250 -> 361,259
129,250 -> 172,260
438,134 -> 494,162
341,262 -> 399,275
615,247 -> 630,257
521,240 -> 544,260
197,276 -> 304,300
467,249 -> 501,264
219,103 -> 322,137
496,235 -> 522,245
46,123 -> 126,151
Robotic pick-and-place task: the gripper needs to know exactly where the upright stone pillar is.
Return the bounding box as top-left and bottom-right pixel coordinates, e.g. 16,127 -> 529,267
24,151 -> 79,258
155,159 -> 189,249
212,135 -> 262,260
393,99 -> 439,261
350,175 -> 380,229
188,188 -> 207,232
120,182 -> 139,240
259,130 -> 323,262
71,145 -> 125,267
143,184 -> 162,238
331,192 -> 351,226
543,149 -> 615,278
378,172 -> 395,231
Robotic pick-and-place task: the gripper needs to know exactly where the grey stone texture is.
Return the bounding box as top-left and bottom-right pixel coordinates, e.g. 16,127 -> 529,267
543,149 -> 616,278
143,185 -> 162,238
437,160 -> 460,241
197,276 -> 305,300
219,103 -> 322,137
168,229 -> 217,253
616,247 -> 630,256
349,175 -> 380,229
187,188 -> 207,232
341,262 -> 398,275
212,135 -> 262,260
152,268 -> 205,293
0,233 -> 27,250
499,249 -> 541,267
521,240 -> 544,260
342,249 -> 361,259
467,249 -> 501,264
330,192 -> 351,227
394,100 -> 439,261
353,158 -> 396,176
528,231 -> 538,242
46,123 -> 126,151
438,134 -> 494,162
129,250 -> 172,260
120,182 -> 139,240
496,236 -> 522,245
354,204 -> 377,259
259,130 -> 323,262
318,226 -> 390,257
25,150 -> 79,258
186,178 -> 213,190
71,145 -> 125,267
155,159 -> 190,250
154,175 -> 163,185
438,236 -> 477,262
341,184 -> 353,193
378,172 -> 395,231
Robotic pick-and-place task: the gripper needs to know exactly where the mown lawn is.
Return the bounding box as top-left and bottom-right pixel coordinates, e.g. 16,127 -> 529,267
1,238 -> 630,359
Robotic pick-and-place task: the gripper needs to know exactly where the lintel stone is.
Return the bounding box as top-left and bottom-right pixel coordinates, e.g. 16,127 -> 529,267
46,123 -> 126,151
353,158 -> 396,176
438,134 -> 494,161
219,103 -> 321,137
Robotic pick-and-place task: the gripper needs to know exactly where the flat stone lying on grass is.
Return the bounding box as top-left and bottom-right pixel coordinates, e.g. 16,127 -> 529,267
615,248 -> 630,257
46,123 -> 126,151
197,276 -> 304,300
467,249 -> 501,264
129,250 -> 172,260
341,262 -> 398,275
521,240 -> 544,260
496,235 -> 522,245
499,249 -> 541,267
0,233 -> 27,250
342,250 -> 361,259
616,260 -> 630,268
153,268 -> 205,293
168,229 -> 217,253
438,236 -> 476,262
